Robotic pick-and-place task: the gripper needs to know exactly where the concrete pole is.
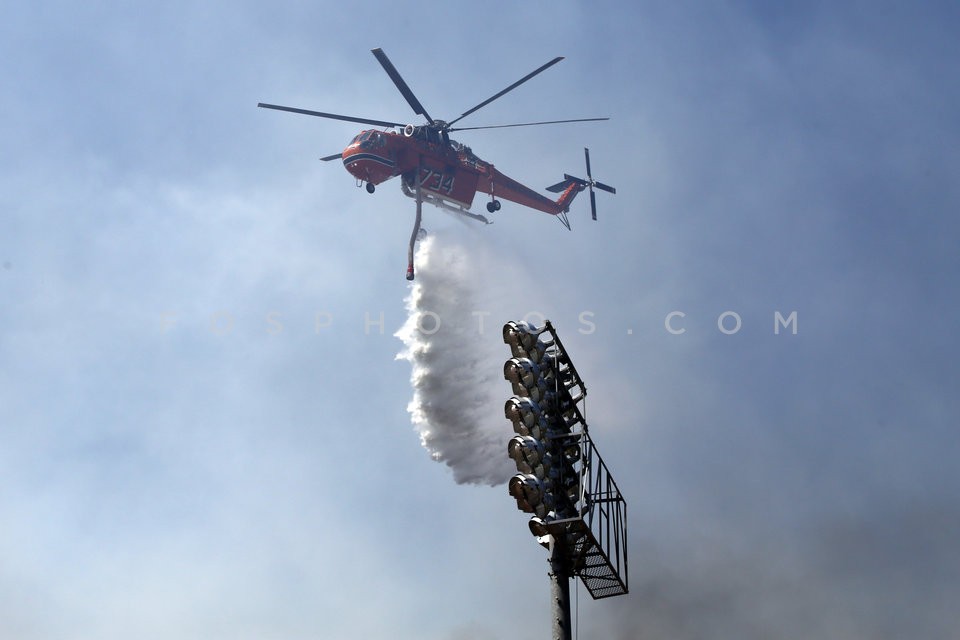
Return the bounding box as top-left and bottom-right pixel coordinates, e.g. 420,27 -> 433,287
548,536 -> 572,640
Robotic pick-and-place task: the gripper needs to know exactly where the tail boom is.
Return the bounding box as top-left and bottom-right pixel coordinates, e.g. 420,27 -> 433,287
477,167 -> 574,216
475,148 -> 614,223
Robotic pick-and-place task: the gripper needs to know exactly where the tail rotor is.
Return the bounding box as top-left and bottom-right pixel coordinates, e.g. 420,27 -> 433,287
583,147 -> 616,220
547,148 -> 616,223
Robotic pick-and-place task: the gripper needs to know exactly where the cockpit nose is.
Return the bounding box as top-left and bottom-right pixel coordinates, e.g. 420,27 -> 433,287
340,130 -> 396,184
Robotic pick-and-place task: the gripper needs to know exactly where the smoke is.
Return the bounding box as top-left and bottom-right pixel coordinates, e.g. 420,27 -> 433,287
585,501 -> 960,640
395,226 -> 536,486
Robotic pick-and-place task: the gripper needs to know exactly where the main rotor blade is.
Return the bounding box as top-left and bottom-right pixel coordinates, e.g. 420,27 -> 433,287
447,56 -> 564,127
449,117 -> 609,132
320,153 -> 342,162
258,103 -> 404,128
371,48 -> 434,124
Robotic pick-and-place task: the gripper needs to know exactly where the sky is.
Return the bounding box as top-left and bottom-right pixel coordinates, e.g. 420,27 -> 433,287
2,1 -> 958,638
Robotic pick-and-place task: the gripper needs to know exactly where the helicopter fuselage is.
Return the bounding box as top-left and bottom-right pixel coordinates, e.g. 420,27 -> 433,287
259,47 -> 615,279
341,127 -> 576,215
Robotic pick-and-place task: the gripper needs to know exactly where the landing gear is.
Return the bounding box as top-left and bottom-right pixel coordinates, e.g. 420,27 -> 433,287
365,182 -> 376,194
486,199 -> 501,213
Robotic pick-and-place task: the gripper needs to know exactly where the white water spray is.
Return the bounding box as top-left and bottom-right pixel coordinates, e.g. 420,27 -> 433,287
395,226 -> 547,485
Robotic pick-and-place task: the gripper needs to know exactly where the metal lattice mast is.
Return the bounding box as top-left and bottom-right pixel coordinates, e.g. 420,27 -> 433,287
502,320 -> 629,639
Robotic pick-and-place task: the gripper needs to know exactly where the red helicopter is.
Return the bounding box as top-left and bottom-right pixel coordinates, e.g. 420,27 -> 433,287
259,48 -> 615,280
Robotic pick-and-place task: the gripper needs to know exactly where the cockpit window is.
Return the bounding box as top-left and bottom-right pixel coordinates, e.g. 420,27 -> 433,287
359,131 -> 385,149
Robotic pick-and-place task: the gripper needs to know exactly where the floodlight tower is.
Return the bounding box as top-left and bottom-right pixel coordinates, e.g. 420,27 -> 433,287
503,320 -> 628,640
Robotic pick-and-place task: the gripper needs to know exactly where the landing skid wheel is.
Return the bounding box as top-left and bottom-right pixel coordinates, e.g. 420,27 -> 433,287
365,182 -> 376,194
486,199 -> 501,213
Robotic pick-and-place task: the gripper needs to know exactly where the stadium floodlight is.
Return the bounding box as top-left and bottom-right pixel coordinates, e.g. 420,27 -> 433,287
507,435 -> 547,474
501,319 -> 629,640
504,357 -> 557,405
504,396 -> 546,439
504,338 -> 559,522
508,473 -> 551,517
503,320 -> 552,363
503,357 -> 541,393
528,515 -> 551,538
